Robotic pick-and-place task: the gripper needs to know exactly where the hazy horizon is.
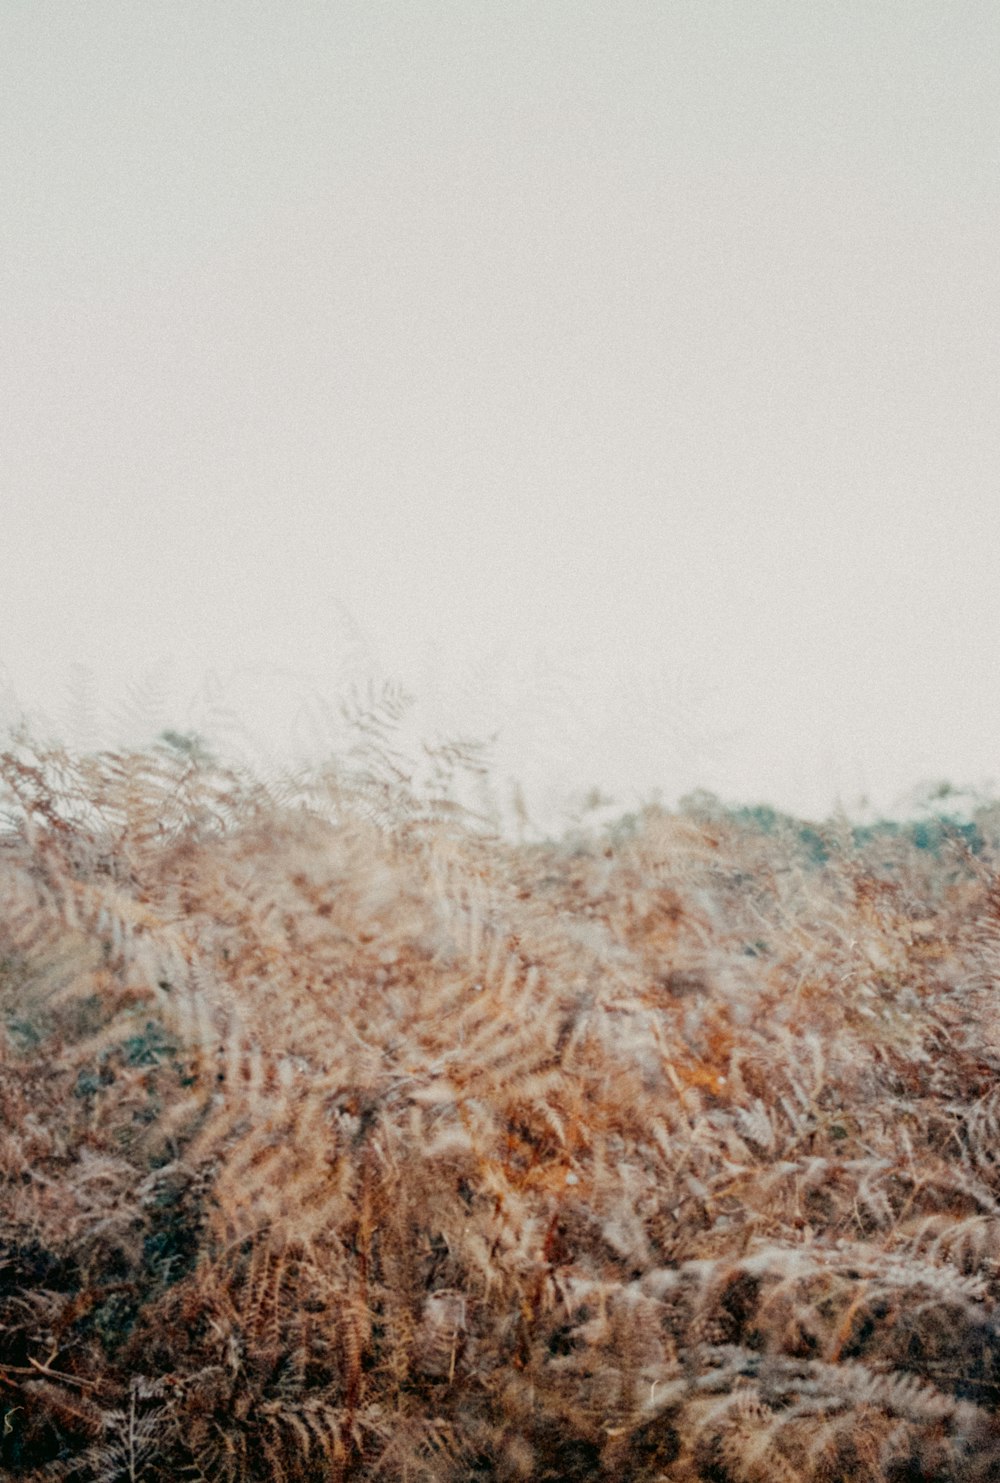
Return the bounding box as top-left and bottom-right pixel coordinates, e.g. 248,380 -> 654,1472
3,3 -> 999,835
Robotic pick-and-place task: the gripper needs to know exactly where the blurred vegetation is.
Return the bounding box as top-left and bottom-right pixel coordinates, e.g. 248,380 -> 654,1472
3,714 -> 1000,1480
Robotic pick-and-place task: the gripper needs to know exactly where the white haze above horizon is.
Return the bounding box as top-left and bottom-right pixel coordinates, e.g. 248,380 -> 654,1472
2,3 -> 999,838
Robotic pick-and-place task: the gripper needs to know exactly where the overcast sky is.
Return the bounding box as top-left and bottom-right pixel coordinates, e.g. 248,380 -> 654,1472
2,2 -> 999,834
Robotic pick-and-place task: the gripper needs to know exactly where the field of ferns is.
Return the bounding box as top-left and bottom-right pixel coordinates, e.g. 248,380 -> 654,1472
3,692 -> 1000,1481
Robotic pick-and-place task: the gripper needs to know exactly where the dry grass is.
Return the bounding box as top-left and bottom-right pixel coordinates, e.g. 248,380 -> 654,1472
2,700 -> 1000,1479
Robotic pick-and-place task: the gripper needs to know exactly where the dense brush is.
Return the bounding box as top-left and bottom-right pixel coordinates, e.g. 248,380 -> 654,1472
2,699 -> 1000,1479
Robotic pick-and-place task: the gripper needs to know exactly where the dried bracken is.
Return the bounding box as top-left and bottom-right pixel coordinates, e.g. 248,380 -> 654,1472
2,695 -> 1000,1479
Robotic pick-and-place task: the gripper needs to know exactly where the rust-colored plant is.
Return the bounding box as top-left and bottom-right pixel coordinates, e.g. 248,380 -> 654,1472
2,703 -> 1000,1479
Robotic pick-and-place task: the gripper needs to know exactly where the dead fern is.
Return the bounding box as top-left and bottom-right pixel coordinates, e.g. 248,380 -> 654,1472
4,720 -> 1000,1478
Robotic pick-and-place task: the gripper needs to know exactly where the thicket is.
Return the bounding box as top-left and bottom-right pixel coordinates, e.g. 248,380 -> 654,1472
2,698 -> 1000,1480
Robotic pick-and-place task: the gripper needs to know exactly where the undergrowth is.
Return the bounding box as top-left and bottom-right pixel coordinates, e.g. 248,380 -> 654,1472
2,691 -> 1000,1479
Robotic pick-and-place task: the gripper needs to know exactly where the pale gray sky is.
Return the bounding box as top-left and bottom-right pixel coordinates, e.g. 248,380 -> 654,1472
2,2 -> 999,832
